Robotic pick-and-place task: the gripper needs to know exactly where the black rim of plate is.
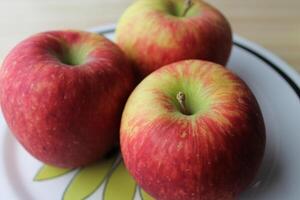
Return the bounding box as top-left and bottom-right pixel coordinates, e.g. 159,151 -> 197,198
98,28 -> 300,100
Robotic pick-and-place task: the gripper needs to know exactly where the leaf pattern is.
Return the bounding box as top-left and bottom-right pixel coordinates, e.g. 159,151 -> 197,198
140,188 -> 155,200
34,165 -> 73,181
33,154 -> 155,200
103,161 -> 136,200
63,154 -> 117,200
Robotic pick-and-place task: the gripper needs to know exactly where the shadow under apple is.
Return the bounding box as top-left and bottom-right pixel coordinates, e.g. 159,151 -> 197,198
239,130 -> 282,199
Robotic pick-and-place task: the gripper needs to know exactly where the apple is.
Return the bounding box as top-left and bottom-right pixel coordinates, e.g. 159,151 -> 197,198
120,60 -> 265,200
116,0 -> 232,78
0,30 -> 135,168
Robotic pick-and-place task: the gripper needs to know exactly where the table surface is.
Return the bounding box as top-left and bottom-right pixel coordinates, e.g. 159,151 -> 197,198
0,0 -> 299,73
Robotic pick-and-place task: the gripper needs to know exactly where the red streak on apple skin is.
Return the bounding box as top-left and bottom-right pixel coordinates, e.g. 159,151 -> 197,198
122,113 -> 264,200
121,61 -> 265,200
0,31 -> 135,168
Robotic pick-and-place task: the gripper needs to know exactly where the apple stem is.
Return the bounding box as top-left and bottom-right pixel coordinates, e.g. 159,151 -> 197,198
176,91 -> 189,115
182,0 -> 193,17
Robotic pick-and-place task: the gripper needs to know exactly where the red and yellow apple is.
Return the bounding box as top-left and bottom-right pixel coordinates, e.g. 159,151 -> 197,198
116,0 -> 232,78
0,30 -> 135,168
120,60 -> 265,200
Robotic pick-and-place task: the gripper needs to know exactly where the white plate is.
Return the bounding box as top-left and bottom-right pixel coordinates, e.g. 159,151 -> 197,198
1,24 -> 299,200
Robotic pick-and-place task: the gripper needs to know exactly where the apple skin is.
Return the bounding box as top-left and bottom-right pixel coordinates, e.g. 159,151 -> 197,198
0,30 -> 135,168
120,60 -> 265,200
116,0 -> 232,78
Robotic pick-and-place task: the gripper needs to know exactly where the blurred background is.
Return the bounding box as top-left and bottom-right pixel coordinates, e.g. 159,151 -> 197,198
0,0 -> 299,73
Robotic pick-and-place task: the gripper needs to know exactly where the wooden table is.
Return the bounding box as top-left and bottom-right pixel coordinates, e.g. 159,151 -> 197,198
0,0 -> 299,73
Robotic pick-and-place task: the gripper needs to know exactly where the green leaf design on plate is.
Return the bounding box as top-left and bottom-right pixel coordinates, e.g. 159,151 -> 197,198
104,161 -> 136,200
140,188 -> 154,200
34,165 -> 72,181
63,155 -> 117,200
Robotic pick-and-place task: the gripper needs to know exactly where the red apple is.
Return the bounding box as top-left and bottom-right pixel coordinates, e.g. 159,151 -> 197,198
120,60 -> 265,200
0,30 -> 135,168
116,0 -> 232,78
